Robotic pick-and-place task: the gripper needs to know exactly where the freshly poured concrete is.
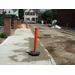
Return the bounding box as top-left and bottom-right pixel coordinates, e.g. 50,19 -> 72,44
0,24 -> 56,65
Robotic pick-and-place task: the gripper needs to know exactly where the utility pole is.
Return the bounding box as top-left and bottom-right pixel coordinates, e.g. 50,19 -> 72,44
51,9 -> 53,24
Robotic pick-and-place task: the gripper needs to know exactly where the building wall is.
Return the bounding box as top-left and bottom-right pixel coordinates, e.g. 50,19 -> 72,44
24,9 -> 38,22
0,9 -> 3,14
4,9 -> 19,17
57,9 -> 75,27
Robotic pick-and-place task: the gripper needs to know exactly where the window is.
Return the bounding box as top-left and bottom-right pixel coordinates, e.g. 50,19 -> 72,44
25,12 -> 35,15
25,12 -> 27,15
32,12 -> 35,15
26,18 -> 30,21
25,12 -> 29,15
27,12 -> 29,15
31,12 -> 33,15
5,10 -> 7,13
29,12 -> 32,15
9,11 -> 10,13
32,18 -> 35,21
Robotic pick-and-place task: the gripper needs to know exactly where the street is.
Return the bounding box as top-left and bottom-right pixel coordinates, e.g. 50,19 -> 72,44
29,24 -> 75,65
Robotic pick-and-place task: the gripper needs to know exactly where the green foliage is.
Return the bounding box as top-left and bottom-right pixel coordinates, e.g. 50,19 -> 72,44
0,14 -> 16,26
41,11 -> 52,20
52,9 -> 57,20
11,24 -> 13,26
38,15 -> 42,21
41,9 -> 57,20
19,9 -> 24,19
0,32 -> 7,38
1,24 -> 4,26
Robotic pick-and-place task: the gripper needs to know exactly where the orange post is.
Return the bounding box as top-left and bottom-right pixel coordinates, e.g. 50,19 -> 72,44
66,23 -> 68,28
26,21 -> 27,28
34,28 -> 38,53
29,27 -> 40,56
26,21 -> 29,29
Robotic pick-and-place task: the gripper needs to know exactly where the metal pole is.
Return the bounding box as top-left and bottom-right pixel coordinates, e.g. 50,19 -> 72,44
51,9 -> 53,24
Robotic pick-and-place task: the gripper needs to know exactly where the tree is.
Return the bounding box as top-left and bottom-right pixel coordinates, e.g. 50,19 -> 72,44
41,11 -> 52,20
53,9 -> 57,20
41,11 -> 52,24
19,9 -> 24,19
38,15 -> 42,20
51,9 -> 57,20
41,9 -> 57,21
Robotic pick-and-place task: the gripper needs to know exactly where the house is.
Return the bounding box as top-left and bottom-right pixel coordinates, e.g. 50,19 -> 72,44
3,9 -> 19,18
24,9 -> 38,23
57,9 -> 75,27
0,9 -> 3,14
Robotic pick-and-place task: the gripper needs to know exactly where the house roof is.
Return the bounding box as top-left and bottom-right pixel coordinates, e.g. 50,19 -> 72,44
23,9 -> 38,12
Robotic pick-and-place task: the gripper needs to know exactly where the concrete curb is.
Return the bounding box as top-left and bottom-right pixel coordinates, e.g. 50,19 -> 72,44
37,38 -> 56,65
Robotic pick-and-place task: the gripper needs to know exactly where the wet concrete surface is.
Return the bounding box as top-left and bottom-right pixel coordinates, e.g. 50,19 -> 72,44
0,25 -> 56,65
9,38 -> 51,62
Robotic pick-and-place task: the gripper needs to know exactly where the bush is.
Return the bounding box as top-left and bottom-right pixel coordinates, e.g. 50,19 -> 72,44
0,32 -> 7,38
1,24 -> 4,26
11,24 -> 13,26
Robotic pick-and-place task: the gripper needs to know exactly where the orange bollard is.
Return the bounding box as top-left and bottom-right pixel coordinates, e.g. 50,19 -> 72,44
34,28 -> 37,53
28,27 -> 40,56
66,23 -> 68,28
26,21 -> 29,29
26,21 -> 28,28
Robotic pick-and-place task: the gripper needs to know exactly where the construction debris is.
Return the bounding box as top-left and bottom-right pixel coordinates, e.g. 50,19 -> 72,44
48,23 -> 52,27
51,25 -> 61,29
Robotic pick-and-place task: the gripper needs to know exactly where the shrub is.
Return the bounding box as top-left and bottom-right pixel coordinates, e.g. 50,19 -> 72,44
11,24 -> 13,26
0,32 -> 7,38
1,24 -> 4,26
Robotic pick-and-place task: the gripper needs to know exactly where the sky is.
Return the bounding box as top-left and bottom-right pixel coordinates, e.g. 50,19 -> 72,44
40,9 -> 51,12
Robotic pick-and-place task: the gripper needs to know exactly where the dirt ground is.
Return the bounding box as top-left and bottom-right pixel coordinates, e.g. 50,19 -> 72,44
29,24 -> 75,65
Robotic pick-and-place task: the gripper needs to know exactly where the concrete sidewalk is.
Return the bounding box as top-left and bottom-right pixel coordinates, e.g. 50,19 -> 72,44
0,24 -> 56,65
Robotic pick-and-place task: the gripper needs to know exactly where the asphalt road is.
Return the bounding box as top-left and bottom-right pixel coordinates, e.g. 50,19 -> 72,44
0,26 -> 4,33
